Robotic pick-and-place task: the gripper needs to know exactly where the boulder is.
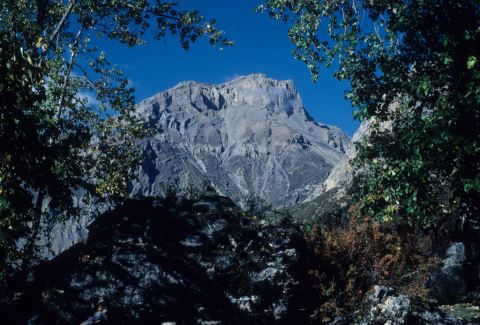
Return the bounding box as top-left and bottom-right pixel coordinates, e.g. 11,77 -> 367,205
362,285 -> 462,325
430,242 -> 468,302
0,196 -> 314,324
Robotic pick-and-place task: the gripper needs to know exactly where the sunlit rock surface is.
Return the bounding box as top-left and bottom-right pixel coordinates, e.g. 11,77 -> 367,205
38,74 -> 351,260
130,73 -> 350,208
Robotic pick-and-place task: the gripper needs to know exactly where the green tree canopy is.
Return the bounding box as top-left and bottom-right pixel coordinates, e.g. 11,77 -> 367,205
258,0 -> 479,234
0,0 -> 231,277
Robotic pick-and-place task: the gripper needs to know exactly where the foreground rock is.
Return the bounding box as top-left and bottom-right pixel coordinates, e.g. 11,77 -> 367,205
430,242 -> 480,303
1,196 -> 314,324
363,285 -> 463,325
331,286 -> 468,325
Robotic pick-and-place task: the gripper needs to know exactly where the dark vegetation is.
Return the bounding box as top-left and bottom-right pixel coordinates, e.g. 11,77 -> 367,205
257,0 -> 480,320
304,203 -> 438,322
259,0 -> 479,233
1,0 -> 479,323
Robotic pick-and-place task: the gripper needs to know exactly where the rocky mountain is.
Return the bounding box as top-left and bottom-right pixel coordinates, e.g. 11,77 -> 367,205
34,74 -> 351,261
281,120 -> 369,223
284,116 -> 393,223
129,73 -> 351,208
306,115 -> 394,200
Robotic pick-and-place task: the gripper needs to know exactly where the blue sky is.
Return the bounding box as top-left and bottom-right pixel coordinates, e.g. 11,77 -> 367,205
97,0 -> 361,136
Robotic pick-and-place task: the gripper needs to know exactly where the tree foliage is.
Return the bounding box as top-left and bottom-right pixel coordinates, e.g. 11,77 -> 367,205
0,0 -> 231,277
258,0 -> 480,230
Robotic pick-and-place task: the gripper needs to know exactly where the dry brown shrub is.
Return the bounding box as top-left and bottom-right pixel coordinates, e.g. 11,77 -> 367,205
305,203 -> 439,322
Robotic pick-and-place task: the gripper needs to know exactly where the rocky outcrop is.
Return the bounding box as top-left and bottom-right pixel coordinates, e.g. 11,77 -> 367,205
305,109 -> 395,201
306,120 -> 368,199
130,73 -> 350,208
430,243 -> 469,303
294,115 -> 394,222
6,198 -> 472,324
286,119 -> 370,222
2,196 -> 314,324
363,285 -> 462,325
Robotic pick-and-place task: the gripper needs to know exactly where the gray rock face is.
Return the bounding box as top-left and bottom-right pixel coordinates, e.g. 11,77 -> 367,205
306,120 -> 368,199
289,119 -> 372,222
306,110 -> 395,201
363,285 -> 462,325
430,242 -> 468,302
130,73 -> 350,208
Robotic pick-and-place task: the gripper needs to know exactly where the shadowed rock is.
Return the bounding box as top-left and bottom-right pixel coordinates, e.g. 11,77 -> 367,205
1,196 -> 315,324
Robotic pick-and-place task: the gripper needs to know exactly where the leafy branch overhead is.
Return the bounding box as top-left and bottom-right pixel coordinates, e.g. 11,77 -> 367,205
0,0 -> 232,277
259,0 -> 479,231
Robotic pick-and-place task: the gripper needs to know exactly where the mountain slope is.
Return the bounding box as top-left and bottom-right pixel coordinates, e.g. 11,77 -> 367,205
130,73 -> 351,208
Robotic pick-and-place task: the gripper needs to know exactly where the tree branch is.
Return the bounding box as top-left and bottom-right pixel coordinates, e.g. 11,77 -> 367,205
70,75 -> 97,91
49,0 -> 76,43
55,25 -> 83,121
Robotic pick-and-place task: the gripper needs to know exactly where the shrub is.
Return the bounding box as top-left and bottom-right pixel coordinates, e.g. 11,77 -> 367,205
305,203 -> 438,322
159,175 -> 218,201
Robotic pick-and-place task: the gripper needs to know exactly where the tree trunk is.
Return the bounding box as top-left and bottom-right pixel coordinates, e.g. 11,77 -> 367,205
22,190 -> 45,270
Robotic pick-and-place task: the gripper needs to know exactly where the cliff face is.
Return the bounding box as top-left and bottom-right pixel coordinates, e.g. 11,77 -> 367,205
305,114 -> 394,201
304,120 -> 369,200
130,74 -> 351,208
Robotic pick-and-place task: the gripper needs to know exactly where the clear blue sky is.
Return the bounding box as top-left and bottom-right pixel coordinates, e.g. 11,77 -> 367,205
98,0 -> 361,136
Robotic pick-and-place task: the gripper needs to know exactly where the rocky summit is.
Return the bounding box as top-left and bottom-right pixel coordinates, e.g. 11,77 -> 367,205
129,74 -> 350,208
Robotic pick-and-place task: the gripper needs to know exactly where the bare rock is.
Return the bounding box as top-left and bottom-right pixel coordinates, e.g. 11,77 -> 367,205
361,286 -> 462,325
130,74 -> 350,208
430,243 -> 468,302
1,196 -> 314,324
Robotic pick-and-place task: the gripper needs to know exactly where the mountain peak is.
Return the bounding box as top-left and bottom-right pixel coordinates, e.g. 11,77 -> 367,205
131,75 -> 351,208
137,74 -> 311,121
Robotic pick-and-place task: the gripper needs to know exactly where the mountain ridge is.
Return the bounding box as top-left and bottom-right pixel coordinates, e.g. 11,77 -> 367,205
129,73 -> 351,208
